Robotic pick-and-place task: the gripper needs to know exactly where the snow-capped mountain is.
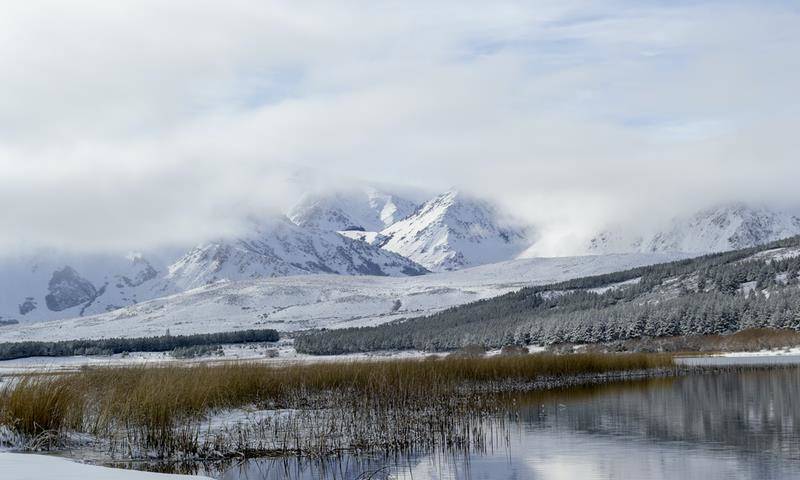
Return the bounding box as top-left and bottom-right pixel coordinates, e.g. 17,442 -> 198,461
0,251 -> 175,324
380,190 -> 531,271
288,186 -> 417,232
166,216 -> 427,290
589,203 -> 800,254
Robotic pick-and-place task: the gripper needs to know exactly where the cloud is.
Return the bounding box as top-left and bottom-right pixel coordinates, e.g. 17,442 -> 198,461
1,0 -> 799,254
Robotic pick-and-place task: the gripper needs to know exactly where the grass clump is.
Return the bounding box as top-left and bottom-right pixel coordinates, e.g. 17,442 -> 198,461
0,375 -> 85,439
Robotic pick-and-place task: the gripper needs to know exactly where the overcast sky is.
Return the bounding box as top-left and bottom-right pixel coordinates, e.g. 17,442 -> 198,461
2,0 -> 799,255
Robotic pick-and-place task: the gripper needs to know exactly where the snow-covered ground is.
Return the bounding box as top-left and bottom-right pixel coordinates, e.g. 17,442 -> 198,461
0,253 -> 685,343
676,346 -> 800,367
0,452 -> 210,480
0,341 -> 437,374
718,347 -> 800,357
0,343 -> 550,375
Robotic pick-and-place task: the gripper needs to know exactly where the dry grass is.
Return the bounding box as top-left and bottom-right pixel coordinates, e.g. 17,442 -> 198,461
1,375 -> 84,436
0,353 -> 673,456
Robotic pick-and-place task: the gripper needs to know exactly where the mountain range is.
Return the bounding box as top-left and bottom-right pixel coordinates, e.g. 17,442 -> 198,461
2,185 -> 800,328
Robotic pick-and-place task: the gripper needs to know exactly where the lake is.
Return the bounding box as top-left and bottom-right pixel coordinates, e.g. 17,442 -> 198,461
123,366 -> 800,480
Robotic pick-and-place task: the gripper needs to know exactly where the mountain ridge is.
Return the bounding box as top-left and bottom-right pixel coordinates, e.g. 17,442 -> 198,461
166,215 -> 427,290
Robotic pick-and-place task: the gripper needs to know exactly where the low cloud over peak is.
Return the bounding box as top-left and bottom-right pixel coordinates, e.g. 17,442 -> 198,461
2,0 -> 799,255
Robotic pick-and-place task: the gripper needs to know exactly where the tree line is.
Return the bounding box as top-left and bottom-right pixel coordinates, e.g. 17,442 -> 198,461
0,328 -> 279,361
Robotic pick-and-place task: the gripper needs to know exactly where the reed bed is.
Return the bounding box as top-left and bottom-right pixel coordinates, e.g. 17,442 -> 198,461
0,353 -> 673,458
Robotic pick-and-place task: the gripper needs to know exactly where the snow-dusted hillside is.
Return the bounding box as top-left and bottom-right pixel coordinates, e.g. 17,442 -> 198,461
166,216 -> 427,290
0,253 -> 686,342
589,204 -> 800,254
288,186 -> 417,232
380,190 -> 531,271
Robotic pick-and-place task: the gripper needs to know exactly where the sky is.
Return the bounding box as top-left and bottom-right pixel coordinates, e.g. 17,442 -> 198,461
2,0 -> 799,255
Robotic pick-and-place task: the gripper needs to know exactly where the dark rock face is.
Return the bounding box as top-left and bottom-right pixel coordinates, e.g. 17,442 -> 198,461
18,297 -> 37,315
45,266 -> 98,312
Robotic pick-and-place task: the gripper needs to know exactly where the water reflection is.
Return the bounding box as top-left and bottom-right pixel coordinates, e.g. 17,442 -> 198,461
133,368 -> 800,479
677,354 -> 800,367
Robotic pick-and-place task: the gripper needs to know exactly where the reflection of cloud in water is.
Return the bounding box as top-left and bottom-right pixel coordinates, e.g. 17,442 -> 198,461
395,431 -> 760,480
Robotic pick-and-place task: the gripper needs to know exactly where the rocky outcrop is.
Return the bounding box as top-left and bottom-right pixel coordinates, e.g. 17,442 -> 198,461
44,266 -> 98,312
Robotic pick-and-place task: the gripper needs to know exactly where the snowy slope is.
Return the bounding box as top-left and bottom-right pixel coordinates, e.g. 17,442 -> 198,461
380,190 -> 532,271
589,204 -> 800,254
0,253 -> 686,342
166,216 -> 427,290
288,186 -> 417,232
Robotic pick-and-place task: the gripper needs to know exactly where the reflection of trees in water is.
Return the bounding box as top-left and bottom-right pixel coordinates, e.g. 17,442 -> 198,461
515,369 -> 800,460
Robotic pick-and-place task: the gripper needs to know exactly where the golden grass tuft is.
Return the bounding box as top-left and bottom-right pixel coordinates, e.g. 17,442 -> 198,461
0,375 -> 85,436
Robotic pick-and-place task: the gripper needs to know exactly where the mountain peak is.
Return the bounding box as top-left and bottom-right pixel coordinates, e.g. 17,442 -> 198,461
380,190 -> 531,271
288,186 -> 417,232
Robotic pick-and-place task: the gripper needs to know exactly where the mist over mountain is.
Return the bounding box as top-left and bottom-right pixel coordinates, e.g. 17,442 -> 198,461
288,186 -> 417,232
0,211 -> 428,324
4,181 -> 800,329
0,250 -> 175,324
589,204 -> 800,255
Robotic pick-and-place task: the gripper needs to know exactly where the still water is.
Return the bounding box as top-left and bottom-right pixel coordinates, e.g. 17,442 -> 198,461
148,367 -> 800,480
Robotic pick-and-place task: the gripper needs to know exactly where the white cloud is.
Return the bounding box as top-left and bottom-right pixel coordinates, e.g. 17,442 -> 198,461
1,0 -> 799,254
